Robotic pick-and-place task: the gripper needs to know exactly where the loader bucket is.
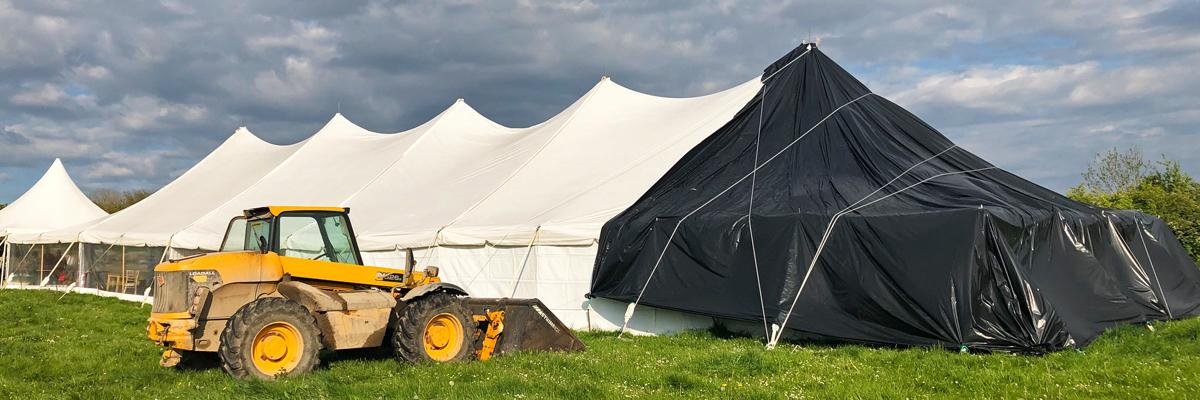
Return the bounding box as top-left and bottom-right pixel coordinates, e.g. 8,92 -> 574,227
465,298 -> 586,356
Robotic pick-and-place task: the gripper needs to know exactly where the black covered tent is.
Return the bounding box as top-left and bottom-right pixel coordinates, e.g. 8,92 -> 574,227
590,44 -> 1200,353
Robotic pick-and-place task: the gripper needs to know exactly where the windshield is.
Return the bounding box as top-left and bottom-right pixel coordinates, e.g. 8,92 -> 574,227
277,212 -> 361,265
220,216 -> 272,252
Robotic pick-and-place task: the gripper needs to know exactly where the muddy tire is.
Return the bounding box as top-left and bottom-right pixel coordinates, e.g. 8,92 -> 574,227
392,292 -> 473,363
219,297 -> 323,380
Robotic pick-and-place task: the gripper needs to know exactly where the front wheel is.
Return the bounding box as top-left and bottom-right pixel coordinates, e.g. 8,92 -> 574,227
392,293 -> 473,363
219,298 -> 323,380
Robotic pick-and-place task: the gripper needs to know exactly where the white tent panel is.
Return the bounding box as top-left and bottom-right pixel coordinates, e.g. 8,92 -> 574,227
0,159 -> 107,238
11,129 -> 303,246
352,77 -> 762,248
443,77 -> 762,245
362,245 -> 712,333
168,104 -> 507,250
348,86 -> 602,250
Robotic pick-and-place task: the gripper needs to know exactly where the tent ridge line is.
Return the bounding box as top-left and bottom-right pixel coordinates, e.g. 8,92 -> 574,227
440,80 -> 608,232
339,105 -> 462,207
73,127 -> 270,241
167,125 -> 322,248
520,78 -> 764,224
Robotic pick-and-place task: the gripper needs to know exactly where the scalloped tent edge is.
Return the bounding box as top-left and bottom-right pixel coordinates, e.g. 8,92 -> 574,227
2,71 -> 763,333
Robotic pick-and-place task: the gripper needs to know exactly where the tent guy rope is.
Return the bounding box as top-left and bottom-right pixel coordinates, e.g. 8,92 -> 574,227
759,143 -> 970,347
618,77 -> 870,336
1136,220 -> 1173,319
745,45 -> 814,339
767,165 -> 997,347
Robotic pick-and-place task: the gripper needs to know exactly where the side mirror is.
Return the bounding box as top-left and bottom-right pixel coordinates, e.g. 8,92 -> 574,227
257,235 -> 269,254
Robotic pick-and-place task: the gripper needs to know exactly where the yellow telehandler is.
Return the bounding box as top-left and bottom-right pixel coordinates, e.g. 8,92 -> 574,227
147,206 -> 583,379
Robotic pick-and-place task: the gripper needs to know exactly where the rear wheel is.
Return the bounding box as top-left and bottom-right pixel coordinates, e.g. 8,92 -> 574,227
219,298 -> 323,379
392,293 -> 473,363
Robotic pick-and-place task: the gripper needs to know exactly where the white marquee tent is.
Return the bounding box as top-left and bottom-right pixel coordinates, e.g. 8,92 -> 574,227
1,159 -> 108,290
5,76 -> 762,332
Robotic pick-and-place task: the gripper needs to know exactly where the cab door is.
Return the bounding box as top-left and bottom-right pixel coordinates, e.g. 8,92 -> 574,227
274,212 -> 387,286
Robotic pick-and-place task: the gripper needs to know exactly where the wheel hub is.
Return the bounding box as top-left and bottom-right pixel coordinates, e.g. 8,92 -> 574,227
260,332 -> 289,361
423,313 -> 463,361
252,322 -> 303,375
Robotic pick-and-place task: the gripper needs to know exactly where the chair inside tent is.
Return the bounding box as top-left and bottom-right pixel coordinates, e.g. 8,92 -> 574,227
1,159 -> 108,290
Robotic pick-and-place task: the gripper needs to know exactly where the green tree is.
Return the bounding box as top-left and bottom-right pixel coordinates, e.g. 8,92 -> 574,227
88,189 -> 152,213
1067,149 -> 1200,261
1077,147 -> 1150,194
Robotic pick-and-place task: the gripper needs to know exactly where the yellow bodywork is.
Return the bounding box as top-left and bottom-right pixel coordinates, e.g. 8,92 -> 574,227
146,250 -> 437,347
262,206 -> 347,216
145,206 -> 584,376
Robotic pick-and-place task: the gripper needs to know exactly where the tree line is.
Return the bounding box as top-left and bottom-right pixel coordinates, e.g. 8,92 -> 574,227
88,189 -> 152,213
0,190 -> 147,214
1067,148 -> 1200,262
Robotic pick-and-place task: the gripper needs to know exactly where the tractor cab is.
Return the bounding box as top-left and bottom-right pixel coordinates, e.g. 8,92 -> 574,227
220,206 -> 361,265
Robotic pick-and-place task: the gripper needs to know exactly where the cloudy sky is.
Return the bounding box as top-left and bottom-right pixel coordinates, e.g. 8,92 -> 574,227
1,0 -> 1198,203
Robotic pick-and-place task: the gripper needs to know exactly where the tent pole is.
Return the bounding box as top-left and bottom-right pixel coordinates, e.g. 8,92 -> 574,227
121,247 -> 126,293
77,242 -> 86,287
1,237 -> 7,287
13,242 -> 39,286
39,242 -> 75,287
39,245 -> 44,285
416,227 -> 446,269
510,227 -> 541,298
5,241 -> 11,288
159,241 -> 171,264
2,239 -> 8,287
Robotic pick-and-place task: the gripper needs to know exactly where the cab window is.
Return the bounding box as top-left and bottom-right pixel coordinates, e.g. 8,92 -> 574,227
220,217 -> 272,252
277,212 -> 361,265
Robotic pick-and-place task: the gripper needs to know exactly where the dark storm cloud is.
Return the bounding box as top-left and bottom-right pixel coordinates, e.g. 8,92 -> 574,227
1,0 -> 1198,201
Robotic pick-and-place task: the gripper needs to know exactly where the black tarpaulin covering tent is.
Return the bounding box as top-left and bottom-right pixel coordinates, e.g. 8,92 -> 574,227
589,44 -> 1200,353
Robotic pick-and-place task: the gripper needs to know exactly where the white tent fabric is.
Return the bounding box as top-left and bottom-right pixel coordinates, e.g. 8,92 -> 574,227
0,159 -> 107,238
170,100 -> 519,250
349,77 -> 763,249
8,129 -> 304,245
6,76 -> 763,332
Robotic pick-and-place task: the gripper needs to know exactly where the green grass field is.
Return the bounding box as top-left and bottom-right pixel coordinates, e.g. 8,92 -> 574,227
0,290 -> 1197,399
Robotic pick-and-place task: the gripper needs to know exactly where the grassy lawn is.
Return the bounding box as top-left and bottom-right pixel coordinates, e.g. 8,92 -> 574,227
0,290 -> 1197,399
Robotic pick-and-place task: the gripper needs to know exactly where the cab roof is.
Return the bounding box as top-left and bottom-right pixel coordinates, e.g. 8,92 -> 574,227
243,206 -> 349,218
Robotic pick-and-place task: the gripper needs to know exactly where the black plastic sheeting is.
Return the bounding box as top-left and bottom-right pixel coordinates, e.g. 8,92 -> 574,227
590,44 -> 1200,353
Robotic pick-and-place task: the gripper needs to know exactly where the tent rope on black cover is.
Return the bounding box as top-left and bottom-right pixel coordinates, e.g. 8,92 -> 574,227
592,42 -> 1200,353
769,164 -> 998,347
1134,219 -> 1172,319
619,89 -> 875,333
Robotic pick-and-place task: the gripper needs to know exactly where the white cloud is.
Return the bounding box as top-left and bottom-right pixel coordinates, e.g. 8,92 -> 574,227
246,21 -> 338,62
10,83 -> 67,105
71,64 -> 111,80
115,96 -> 208,131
